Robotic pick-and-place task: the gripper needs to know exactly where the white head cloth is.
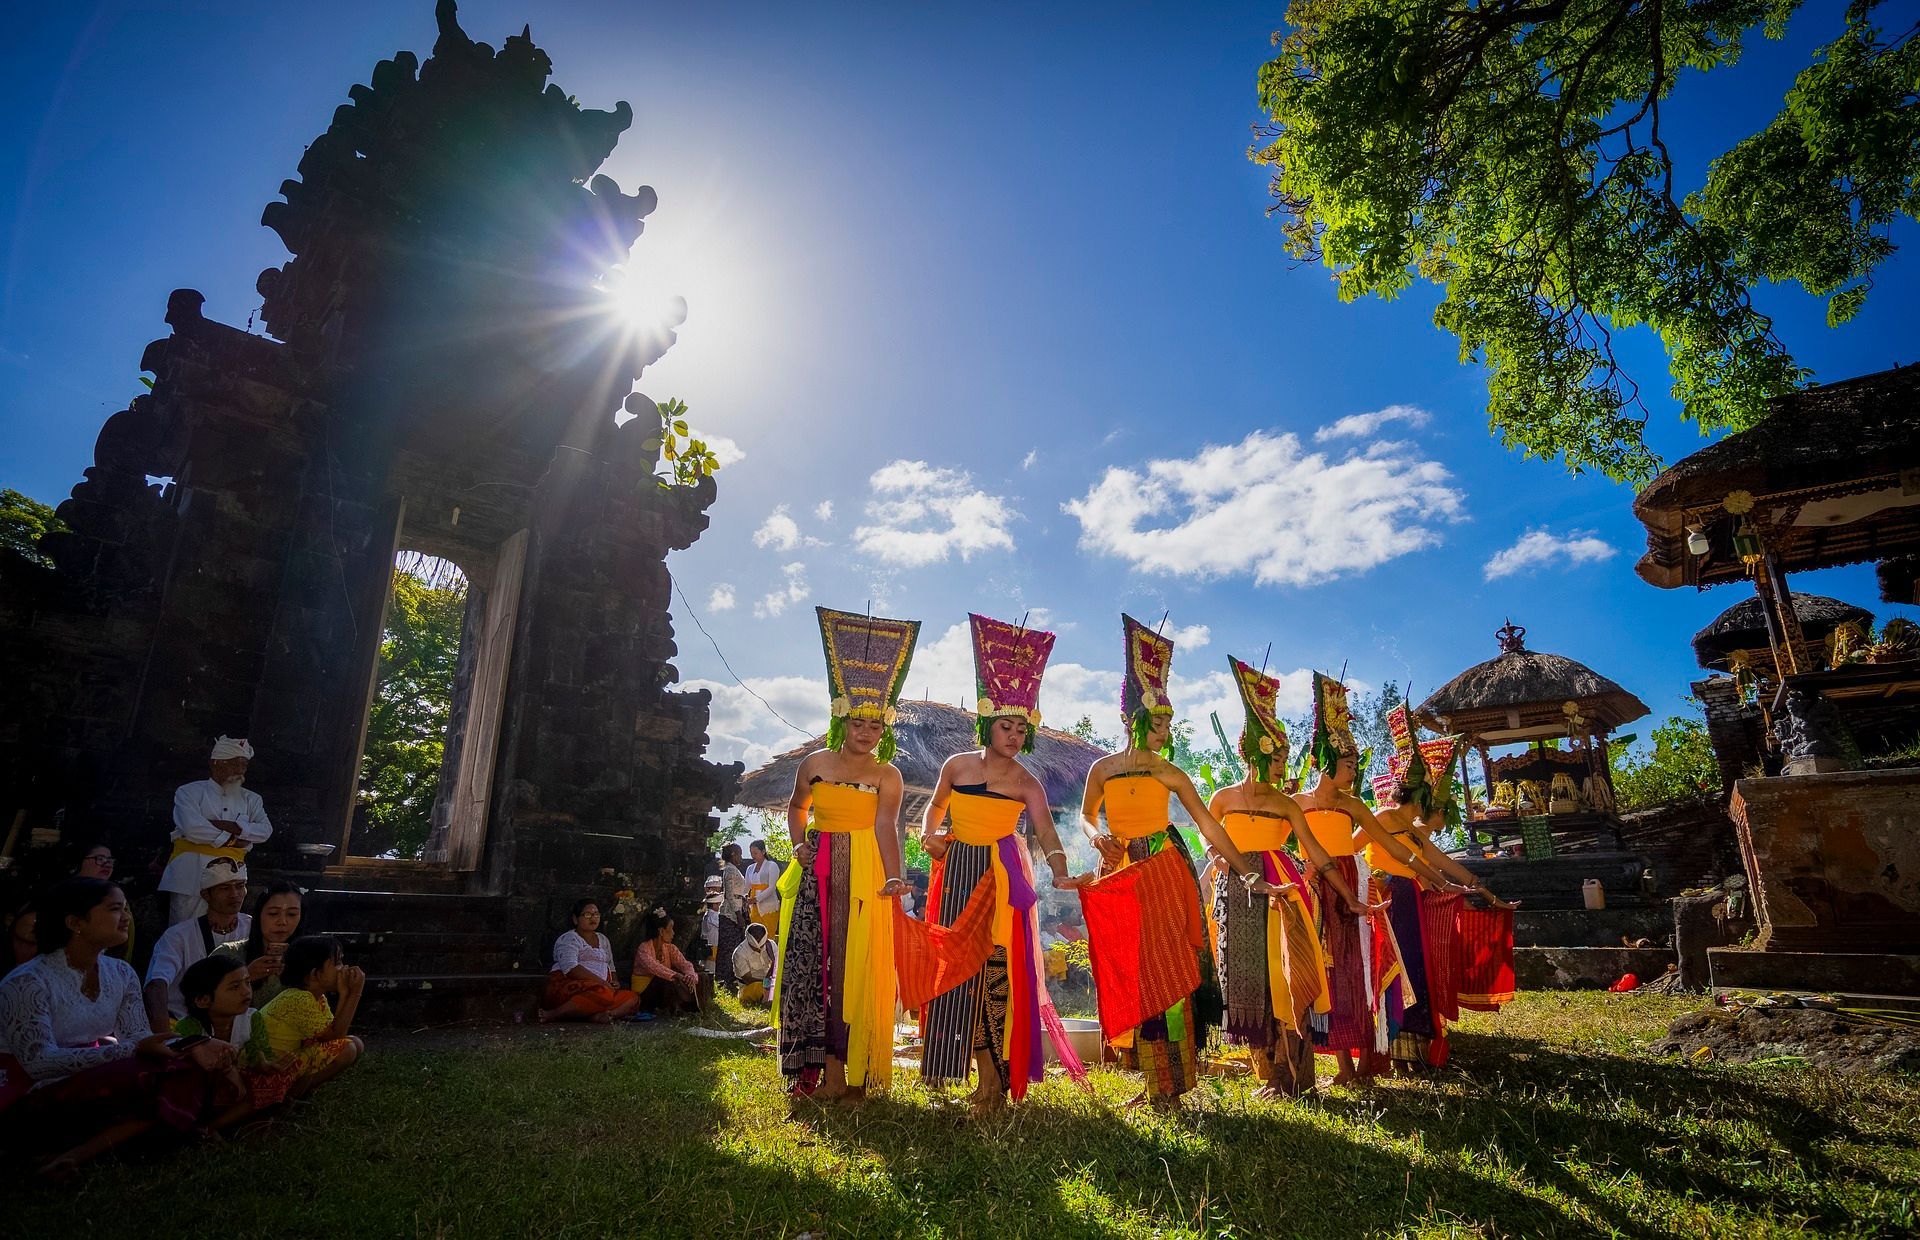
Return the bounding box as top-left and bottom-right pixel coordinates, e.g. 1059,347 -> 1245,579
210,736 -> 254,761
201,859 -> 250,889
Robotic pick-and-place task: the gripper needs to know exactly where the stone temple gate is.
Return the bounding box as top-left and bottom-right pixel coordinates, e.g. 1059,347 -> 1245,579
0,4 -> 740,1018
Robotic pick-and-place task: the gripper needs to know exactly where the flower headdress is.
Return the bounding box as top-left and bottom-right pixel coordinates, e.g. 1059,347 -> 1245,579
1121,614 -> 1176,755
1309,670 -> 1359,777
1228,655 -> 1289,783
1392,736 -> 1462,830
970,613 -> 1053,753
817,606 -> 920,763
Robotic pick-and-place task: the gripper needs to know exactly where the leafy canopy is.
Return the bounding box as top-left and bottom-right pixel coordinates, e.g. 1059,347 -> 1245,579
358,559 -> 468,858
1608,709 -> 1721,810
0,489 -> 65,568
1256,1 -> 1920,482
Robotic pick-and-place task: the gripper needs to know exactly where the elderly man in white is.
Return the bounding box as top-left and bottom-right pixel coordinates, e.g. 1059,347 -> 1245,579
144,857 -> 252,1028
159,736 -> 273,924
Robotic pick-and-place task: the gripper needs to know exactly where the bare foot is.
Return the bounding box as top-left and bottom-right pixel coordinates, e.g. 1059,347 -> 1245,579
590,1012 -> 615,1024
535,1007 -> 557,1024
969,1090 -> 1005,1119
34,1155 -> 82,1184
831,1086 -> 868,1109
1251,1084 -> 1285,1101
1329,1071 -> 1359,1089
1123,1091 -> 1150,1112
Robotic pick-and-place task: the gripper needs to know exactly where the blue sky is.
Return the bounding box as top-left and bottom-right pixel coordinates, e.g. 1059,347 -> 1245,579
5,2 -> 1917,771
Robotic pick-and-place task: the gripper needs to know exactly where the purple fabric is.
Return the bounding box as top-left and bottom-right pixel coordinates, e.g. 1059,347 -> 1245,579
1387,875 -> 1434,1037
994,835 -> 1046,1086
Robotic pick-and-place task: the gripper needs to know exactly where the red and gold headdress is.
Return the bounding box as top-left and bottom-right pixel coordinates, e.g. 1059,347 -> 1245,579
1309,671 -> 1358,775
1228,655 -> 1289,783
817,606 -> 919,763
1121,613 -> 1174,754
970,612 -> 1053,753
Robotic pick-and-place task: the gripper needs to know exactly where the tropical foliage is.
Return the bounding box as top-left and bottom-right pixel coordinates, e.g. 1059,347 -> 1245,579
1609,709 -> 1722,810
358,560 -> 469,858
1256,1 -> 1920,481
0,489 -> 63,568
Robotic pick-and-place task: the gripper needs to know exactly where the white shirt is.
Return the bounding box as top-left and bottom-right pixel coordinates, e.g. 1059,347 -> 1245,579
0,950 -> 153,1087
744,860 -> 783,915
552,930 -> 615,984
159,780 -> 273,896
731,937 -> 777,984
146,913 -> 252,1020
701,908 -> 720,947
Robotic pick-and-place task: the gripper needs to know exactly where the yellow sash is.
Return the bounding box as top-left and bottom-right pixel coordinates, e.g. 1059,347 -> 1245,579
170,838 -> 246,863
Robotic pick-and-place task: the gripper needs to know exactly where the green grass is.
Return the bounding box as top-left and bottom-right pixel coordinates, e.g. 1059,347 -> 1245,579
10,993 -> 1917,1237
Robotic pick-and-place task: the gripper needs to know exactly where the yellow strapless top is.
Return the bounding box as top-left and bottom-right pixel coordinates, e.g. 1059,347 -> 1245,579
1105,772 -> 1171,841
948,791 -> 1023,846
1365,815 -> 1427,880
1302,807 -> 1358,858
812,780 -> 878,833
1220,808 -> 1293,854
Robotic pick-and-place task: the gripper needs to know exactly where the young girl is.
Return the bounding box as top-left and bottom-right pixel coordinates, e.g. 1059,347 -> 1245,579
258,935 -> 365,1097
175,953 -> 294,1123
239,883 -> 304,1007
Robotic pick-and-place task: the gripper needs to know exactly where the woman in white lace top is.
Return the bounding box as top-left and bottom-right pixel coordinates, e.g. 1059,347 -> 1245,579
539,899 -> 641,1024
0,878 -> 232,1176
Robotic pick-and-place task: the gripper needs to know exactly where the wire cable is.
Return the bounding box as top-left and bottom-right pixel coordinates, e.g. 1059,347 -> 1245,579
668,571 -> 812,739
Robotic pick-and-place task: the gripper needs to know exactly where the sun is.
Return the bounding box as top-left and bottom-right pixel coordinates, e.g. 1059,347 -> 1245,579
597,264 -> 688,337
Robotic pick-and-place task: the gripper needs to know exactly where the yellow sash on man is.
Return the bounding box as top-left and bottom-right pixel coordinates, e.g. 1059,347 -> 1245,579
171,838 -> 247,863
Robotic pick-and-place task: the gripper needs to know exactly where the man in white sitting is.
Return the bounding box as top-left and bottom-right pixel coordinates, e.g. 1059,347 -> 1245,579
145,857 -> 252,1028
160,736 -> 272,924
730,920 -> 778,1005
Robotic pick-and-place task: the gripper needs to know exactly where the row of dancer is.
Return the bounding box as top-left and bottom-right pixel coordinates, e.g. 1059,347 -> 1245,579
771,607 -> 1515,1113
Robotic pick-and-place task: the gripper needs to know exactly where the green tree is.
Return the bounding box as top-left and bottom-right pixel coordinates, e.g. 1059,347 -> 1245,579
1609,711 -> 1721,810
1255,1 -> 1920,482
0,489 -> 64,568
358,565 -> 468,857
1067,714 -> 1117,750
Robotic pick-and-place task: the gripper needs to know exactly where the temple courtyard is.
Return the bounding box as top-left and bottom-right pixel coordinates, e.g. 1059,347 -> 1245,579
10,992 -> 1915,1238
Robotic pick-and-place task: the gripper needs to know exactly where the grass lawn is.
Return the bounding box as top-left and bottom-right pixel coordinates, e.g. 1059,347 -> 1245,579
10,992 -> 1917,1237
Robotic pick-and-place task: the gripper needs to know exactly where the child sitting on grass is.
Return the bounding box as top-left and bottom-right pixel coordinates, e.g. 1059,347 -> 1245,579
174,953 -> 295,1125
259,935 -> 365,1097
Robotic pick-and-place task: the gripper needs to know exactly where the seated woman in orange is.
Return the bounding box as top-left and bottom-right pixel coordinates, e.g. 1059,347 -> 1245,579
917,613 -> 1089,1114
1296,672 -> 1467,1087
1207,656 -> 1373,1099
1079,615 -> 1278,1113
775,607 -> 915,1104
540,899 -> 641,1024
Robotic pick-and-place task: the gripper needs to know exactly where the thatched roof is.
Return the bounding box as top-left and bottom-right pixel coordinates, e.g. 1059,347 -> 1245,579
733,699 -> 1106,812
1634,363 -> 1920,589
1691,593 -> 1873,671
1415,623 -> 1648,741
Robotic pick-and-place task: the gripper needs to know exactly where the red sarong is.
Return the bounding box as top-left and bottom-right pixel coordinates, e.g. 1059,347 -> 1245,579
1457,906 -> 1515,1011
894,876 -> 998,1012
1077,848 -> 1205,1041
1419,891 -> 1463,1023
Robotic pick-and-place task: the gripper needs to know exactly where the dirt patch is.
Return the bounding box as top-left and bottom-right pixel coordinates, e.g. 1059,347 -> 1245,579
1654,1004 -> 1920,1074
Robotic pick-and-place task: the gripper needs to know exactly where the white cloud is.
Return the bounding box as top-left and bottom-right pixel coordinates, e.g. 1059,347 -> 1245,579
1063,429 -> 1464,587
1313,404 -> 1431,442
752,505 -> 823,552
1482,528 -> 1617,580
853,460 -> 1018,567
814,500 -> 834,522
753,562 -> 809,618
1021,449 -> 1038,470
693,430 -> 746,467
707,583 -> 736,613
1170,623 -> 1210,651
684,674 -> 826,768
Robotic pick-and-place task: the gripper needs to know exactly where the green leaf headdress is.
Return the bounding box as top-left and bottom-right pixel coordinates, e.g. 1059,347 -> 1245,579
1228,655 -> 1288,783
1120,613 -> 1175,755
817,606 -> 919,763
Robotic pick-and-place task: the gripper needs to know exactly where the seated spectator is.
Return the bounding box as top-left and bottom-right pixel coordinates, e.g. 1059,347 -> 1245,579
259,935 -> 364,1098
631,909 -> 700,1016
730,921 -> 777,1005
0,878 -> 232,1177
238,882 -> 304,1007
145,858 -> 251,1029
174,953 -> 291,1126
73,842 -> 134,962
4,898 -> 34,979
539,899 -> 640,1024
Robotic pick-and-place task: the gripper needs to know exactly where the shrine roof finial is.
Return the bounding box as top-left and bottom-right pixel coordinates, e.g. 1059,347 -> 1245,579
1496,619 -> 1527,654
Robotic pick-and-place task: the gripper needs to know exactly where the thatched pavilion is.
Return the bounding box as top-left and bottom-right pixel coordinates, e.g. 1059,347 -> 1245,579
734,699 -> 1107,839
1416,622 -> 1649,853
1692,594 -> 1874,682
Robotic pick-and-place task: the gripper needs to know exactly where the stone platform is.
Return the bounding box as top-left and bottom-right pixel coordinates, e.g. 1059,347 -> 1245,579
1514,946 -> 1675,990
1707,947 -> 1920,998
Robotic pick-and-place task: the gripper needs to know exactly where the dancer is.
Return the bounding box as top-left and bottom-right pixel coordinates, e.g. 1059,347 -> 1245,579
915,613 -> 1088,1114
1078,616 -> 1276,1112
1294,671 -> 1465,1087
775,606 -> 915,1103
1368,716 -> 1516,1073
1208,656 -> 1374,1099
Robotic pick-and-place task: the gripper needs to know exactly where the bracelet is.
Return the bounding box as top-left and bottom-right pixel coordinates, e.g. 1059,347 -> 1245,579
1315,861 -> 1337,874
1044,848 -> 1067,861
1238,870 -> 1261,890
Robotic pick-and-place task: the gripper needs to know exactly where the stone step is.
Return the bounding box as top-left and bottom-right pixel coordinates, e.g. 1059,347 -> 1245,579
1514,945 -> 1675,990
301,889 -> 514,935
327,929 -> 534,976
357,972 -> 545,1029
1513,906 -> 1670,948
1707,948 -> 1920,998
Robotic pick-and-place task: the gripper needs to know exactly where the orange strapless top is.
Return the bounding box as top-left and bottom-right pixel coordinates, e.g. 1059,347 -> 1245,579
1365,813 -> 1427,879
1104,772 -> 1171,840
811,781 -> 878,833
1220,808 -> 1292,854
948,791 -> 1023,846
1302,807 -> 1358,858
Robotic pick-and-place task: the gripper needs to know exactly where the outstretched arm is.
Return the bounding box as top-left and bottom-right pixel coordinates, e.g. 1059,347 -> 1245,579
1166,769 -> 1264,887
875,767 -> 907,894
1280,800 -> 1374,915
1022,773 -> 1083,887
786,755 -> 817,862
921,759 -> 957,861
1081,762 -> 1123,866
1349,799 -> 1461,891
1413,832 -> 1518,908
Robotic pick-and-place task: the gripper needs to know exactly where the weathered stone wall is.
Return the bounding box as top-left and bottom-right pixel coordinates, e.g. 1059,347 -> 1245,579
1731,768 -> 1920,952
